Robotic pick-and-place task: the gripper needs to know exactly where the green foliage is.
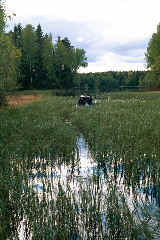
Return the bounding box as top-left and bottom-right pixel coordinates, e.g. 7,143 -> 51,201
146,25 -> 160,70
10,25 -> 88,90
140,71 -> 157,88
20,24 -> 37,89
78,70 -> 147,93
0,1 -> 21,93
11,23 -> 23,49
0,1 -> 21,92
0,0 -> 6,35
145,23 -> 160,87
54,37 -> 88,89
8,20 -> 149,93
42,34 -> 57,88
33,24 -> 48,88
0,90 -> 7,106
72,48 -> 88,72
0,34 -> 21,90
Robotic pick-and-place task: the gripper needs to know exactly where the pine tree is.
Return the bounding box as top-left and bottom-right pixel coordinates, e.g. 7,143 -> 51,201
12,23 -> 23,49
20,24 -> 37,89
42,33 -> 57,88
32,24 -> 47,88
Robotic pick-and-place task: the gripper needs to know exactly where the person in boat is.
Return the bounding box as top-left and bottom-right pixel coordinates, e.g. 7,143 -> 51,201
86,95 -> 93,105
78,95 -> 86,106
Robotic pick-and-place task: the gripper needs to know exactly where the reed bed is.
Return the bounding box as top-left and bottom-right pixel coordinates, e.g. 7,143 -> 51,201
1,92 -> 160,239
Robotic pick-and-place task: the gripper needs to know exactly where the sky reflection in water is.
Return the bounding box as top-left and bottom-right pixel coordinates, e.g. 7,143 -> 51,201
19,136 -> 160,239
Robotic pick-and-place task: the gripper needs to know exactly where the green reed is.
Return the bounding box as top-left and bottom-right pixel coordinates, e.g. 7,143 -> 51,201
1,92 -> 160,239
42,93 -> 160,238
0,96 -> 78,239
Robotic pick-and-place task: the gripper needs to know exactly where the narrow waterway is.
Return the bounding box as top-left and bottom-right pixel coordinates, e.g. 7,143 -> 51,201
18,136 -> 160,239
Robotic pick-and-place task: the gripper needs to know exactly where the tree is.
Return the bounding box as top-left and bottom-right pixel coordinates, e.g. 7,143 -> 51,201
9,23 -> 88,90
11,23 -> 23,49
42,33 -> 57,88
0,2 -> 21,239
0,35 -> 21,90
54,37 -> 88,89
0,1 -> 21,92
97,72 -> 117,92
33,24 -> 47,88
0,0 -> 5,35
145,23 -> 160,87
20,24 -> 37,89
72,48 -> 88,72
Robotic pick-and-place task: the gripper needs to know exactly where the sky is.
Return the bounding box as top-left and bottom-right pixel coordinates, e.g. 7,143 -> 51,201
6,0 -> 160,73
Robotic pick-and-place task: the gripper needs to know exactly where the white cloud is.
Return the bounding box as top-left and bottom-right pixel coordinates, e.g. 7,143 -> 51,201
79,52 -> 146,73
6,0 -> 160,72
76,37 -> 84,43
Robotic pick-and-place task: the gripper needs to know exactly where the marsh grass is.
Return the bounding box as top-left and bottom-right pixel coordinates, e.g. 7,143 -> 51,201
0,97 -> 78,239
0,90 -> 8,107
1,91 -> 160,239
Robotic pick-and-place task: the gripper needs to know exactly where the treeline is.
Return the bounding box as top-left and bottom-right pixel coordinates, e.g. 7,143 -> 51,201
6,22 -> 148,94
2,0 -> 160,95
0,0 -> 88,93
78,21 -> 160,92
8,23 -> 148,93
8,23 -> 87,90
77,70 -> 147,93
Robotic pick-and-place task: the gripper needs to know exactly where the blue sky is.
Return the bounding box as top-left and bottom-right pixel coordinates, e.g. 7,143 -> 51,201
6,0 -> 160,72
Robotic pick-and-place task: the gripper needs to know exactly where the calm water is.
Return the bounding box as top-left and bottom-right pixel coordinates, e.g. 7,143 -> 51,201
18,136 -> 160,239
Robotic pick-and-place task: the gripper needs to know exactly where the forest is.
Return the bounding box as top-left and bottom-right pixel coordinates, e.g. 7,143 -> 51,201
7,23 -> 88,91
1,0 -> 160,96
1,0 -> 160,97
4,22 -> 148,93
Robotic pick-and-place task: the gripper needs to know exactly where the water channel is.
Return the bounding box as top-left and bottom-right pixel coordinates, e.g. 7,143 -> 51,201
18,136 -> 160,239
